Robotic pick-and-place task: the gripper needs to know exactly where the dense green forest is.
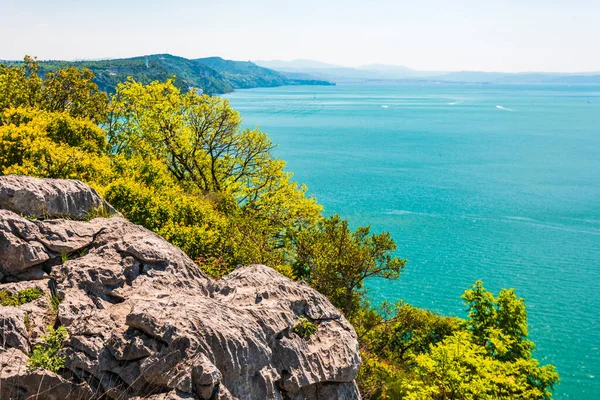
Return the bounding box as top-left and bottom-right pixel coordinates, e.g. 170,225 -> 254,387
0,57 -> 558,399
1,54 -> 333,95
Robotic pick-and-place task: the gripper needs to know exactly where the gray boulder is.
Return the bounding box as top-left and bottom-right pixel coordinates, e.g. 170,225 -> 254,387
0,348 -> 94,400
0,175 -> 119,220
0,175 -> 361,399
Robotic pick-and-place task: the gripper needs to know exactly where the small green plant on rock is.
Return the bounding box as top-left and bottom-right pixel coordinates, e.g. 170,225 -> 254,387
86,204 -> 111,220
0,288 -> 44,306
294,316 -> 318,339
0,290 -> 9,305
24,312 -> 32,336
48,293 -> 61,317
27,325 -> 68,372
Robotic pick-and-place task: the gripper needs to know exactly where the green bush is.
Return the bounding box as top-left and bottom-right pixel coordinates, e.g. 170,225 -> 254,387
355,283 -> 559,399
27,325 -> 68,372
293,316 -> 318,338
0,288 -> 43,306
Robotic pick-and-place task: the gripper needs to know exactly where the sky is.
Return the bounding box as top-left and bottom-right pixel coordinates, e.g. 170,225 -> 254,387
1,0 -> 599,72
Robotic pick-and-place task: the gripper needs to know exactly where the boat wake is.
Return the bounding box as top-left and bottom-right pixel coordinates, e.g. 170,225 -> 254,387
502,216 -> 600,236
496,105 -> 515,112
448,101 -> 463,105
386,210 -> 441,218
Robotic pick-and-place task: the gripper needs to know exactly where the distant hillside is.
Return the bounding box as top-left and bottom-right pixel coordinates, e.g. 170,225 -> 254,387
32,54 -> 233,94
6,54 -> 333,95
255,60 -> 441,82
195,57 -> 289,89
256,59 -> 600,84
196,57 -> 334,89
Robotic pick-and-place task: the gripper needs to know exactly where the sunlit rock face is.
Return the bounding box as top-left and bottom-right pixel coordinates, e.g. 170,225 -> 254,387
0,175 -> 361,400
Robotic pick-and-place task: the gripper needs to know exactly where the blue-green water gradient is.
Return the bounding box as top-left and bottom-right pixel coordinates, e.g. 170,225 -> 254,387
225,83 -> 600,399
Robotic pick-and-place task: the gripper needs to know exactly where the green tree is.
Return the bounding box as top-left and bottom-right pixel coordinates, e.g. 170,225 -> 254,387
39,66 -> 108,122
366,301 -> 461,364
463,280 -> 533,362
107,79 -> 284,199
108,78 -> 320,218
107,78 -> 321,267
356,283 -> 558,400
0,107 -> 112,182
0,56 -> 42,112
0,56 -> 108,122
407,331 -> 559,400
398,282 -> 559,400
355,301 -> 461,399
291,215 -> 406,318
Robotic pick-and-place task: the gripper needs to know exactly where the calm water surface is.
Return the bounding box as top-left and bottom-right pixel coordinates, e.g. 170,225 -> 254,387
226,83 -> 600,399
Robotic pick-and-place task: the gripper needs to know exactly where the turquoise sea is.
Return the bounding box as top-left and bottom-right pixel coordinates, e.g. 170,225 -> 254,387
225,83 -> 600,399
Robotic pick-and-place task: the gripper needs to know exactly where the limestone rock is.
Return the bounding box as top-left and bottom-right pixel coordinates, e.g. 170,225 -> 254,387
0,175 -> 361,399
0,348 -> 94,400
0,175 -> 119,220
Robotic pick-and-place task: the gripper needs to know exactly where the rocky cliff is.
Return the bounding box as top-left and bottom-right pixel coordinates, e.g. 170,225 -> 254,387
0,175 -> 361,400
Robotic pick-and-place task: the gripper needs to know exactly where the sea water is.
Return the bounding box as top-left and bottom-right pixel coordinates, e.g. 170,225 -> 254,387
225,83 -> 600,399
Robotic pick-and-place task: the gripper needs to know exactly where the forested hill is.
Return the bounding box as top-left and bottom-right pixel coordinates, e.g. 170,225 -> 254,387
5,54 -> 333,95
195,56 -> 334,89
195,56 -> 290,89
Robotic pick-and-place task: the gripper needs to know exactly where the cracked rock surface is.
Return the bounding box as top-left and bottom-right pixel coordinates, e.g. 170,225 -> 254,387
0,175 -> 361,399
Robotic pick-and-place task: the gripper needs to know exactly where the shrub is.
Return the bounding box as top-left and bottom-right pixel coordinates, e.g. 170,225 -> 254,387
0,288 -> 43,306
27,325 -> 68,372
293,316 -> 318,338
0,107 -> 112,182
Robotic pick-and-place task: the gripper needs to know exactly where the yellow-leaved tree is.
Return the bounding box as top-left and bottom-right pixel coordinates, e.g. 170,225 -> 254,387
106,78 -> 322,271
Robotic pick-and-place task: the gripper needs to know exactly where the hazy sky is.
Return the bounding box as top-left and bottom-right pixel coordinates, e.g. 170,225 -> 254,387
2,0 -> 599,72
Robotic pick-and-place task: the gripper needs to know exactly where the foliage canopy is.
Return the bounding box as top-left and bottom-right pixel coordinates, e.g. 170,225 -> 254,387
292,215 -> 406,318
0,56 -> 108,123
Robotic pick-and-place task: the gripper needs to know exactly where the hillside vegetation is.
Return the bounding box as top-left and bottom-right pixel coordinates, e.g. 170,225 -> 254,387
0,57 -> 558,399
197,56 -> 337,88
3,54 -> 333,95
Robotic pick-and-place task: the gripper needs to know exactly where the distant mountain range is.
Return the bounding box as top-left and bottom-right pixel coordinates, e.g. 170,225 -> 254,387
1,55 -> 334,95
255,59 -> 600,84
